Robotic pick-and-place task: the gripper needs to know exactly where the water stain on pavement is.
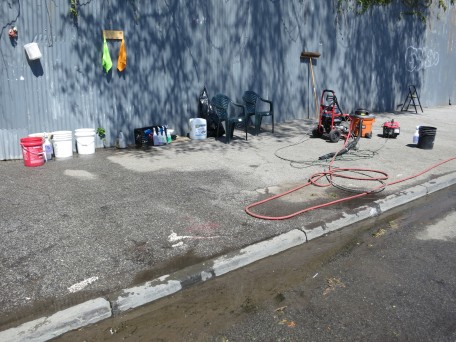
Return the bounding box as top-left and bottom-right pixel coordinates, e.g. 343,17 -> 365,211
415,210 -> 456,241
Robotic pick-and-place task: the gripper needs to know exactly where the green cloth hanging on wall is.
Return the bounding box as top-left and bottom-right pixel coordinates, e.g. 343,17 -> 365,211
102,37 -> 112,73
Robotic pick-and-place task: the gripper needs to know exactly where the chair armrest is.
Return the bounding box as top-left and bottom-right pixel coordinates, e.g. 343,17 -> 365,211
230,101 -> 246,113
259,97 -> 273,113
259,97 -> 272,105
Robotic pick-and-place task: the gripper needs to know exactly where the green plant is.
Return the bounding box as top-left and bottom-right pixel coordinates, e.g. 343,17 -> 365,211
336,0 -> 455,23
69,0 -> 78,18
97,127 -> 107,147
96,127 -> 106,139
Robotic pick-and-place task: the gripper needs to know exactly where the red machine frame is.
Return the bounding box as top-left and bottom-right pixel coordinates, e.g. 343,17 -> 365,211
312,89 -> 350,143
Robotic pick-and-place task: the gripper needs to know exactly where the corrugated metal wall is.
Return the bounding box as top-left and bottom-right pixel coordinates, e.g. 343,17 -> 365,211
1,0 -> 455,160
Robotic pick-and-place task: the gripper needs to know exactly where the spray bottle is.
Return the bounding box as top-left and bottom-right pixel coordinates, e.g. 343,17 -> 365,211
153,127 -> 161,146
164,125 -> 172,144
43,133 -> 53,161
165,125 -> 172,144
160,126 -> 166,145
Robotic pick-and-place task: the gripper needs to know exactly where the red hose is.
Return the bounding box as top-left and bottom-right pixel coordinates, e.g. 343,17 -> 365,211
245,155 -> 456,221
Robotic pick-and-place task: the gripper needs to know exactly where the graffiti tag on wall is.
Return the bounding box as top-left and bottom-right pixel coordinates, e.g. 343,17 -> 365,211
405,46 -> 439,72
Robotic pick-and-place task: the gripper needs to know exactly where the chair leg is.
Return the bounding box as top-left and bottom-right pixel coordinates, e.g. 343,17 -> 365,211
230,122 -> 236,141
255,115 -> 261,135
225,122 -> 231,143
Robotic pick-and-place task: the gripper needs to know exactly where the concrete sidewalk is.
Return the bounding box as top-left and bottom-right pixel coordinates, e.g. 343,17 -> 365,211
1,106 -> 456,341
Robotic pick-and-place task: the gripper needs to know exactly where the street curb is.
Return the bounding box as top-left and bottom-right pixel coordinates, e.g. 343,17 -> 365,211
1,174 -> 455,341
113,229 -> 307,313
303,173 -> 456,241
0,298 -> 111,342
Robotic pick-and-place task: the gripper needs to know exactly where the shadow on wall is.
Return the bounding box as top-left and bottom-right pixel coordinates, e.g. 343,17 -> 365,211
55,1 -> 358,140
27,58 -> 44,77
1,0 -> 429,152
324,2 -> 426,113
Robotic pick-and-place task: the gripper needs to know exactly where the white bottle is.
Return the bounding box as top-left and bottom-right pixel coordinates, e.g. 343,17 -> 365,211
153,129 -> 161,146
413,126 -> 420,145
160,127 -> 167,145
43,133 -> 53,161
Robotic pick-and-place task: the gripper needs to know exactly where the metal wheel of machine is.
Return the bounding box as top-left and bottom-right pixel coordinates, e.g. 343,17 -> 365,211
329,129 -> 341,143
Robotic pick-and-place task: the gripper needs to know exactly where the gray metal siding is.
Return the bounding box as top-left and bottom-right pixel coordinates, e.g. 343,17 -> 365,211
1,0 -> 455,160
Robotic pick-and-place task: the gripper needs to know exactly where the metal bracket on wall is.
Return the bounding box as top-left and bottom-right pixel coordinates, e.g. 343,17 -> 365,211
102,30 -> 124,40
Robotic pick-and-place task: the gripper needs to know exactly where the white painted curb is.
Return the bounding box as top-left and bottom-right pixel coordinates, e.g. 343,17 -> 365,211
0,298 -> 111,342
212,229 -> 307,276
114,277 -> 183,312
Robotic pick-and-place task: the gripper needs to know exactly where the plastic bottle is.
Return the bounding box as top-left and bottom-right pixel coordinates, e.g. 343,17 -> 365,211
189,118 -> 207,140
165,126 -> 172,144
160,127 -> 167,145
413,126 -> 420,145
158,127 -> 164,145
153,127 -> 161,146
158,127 -> 163,145
164,127 -> 169,144
43,133 -> 53,161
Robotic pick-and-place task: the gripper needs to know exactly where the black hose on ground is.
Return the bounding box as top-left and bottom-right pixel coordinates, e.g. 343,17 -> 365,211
318,118 -> 363,160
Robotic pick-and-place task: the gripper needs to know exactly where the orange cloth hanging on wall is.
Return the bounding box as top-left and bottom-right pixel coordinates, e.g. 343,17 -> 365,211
117,39 -> 127,72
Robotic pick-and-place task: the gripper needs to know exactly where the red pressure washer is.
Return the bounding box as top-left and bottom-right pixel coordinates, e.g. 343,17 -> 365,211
312,89 -> 350,143
382,119 -> 400,138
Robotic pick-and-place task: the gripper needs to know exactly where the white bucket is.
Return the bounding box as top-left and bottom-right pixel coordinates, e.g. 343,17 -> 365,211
189,118 -> 207,140
28,132 -> 46,138
75,128 -> 96,155
52,130 -> 73,159
75,128 -> 95,134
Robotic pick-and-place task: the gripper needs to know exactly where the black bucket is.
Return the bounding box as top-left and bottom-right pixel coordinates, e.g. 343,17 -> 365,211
417,126 -> 437,150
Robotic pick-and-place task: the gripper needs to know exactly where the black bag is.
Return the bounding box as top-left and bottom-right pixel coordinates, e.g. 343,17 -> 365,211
206,108 -> 225,138
198,86 -> 225,138
198,86 -> 210,119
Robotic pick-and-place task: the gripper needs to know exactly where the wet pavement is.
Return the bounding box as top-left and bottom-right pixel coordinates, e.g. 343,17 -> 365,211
1,106 -> 456,339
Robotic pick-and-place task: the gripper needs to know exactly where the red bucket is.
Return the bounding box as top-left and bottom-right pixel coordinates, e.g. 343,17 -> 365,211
20,137 -> 45,167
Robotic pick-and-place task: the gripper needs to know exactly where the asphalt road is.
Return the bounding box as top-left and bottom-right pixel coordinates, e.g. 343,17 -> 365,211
55,184 -> 456,341
2,106 -> 456,340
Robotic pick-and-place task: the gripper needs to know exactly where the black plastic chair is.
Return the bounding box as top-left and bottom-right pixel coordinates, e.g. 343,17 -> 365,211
242,91 -> 274,135
211,94 -> 248,143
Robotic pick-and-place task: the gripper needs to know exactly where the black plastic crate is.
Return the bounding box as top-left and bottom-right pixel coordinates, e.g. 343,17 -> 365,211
134,126 -> 173,148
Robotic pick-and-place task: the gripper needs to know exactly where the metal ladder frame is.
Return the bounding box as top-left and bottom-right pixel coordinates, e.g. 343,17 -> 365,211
401,85 -> 423,113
